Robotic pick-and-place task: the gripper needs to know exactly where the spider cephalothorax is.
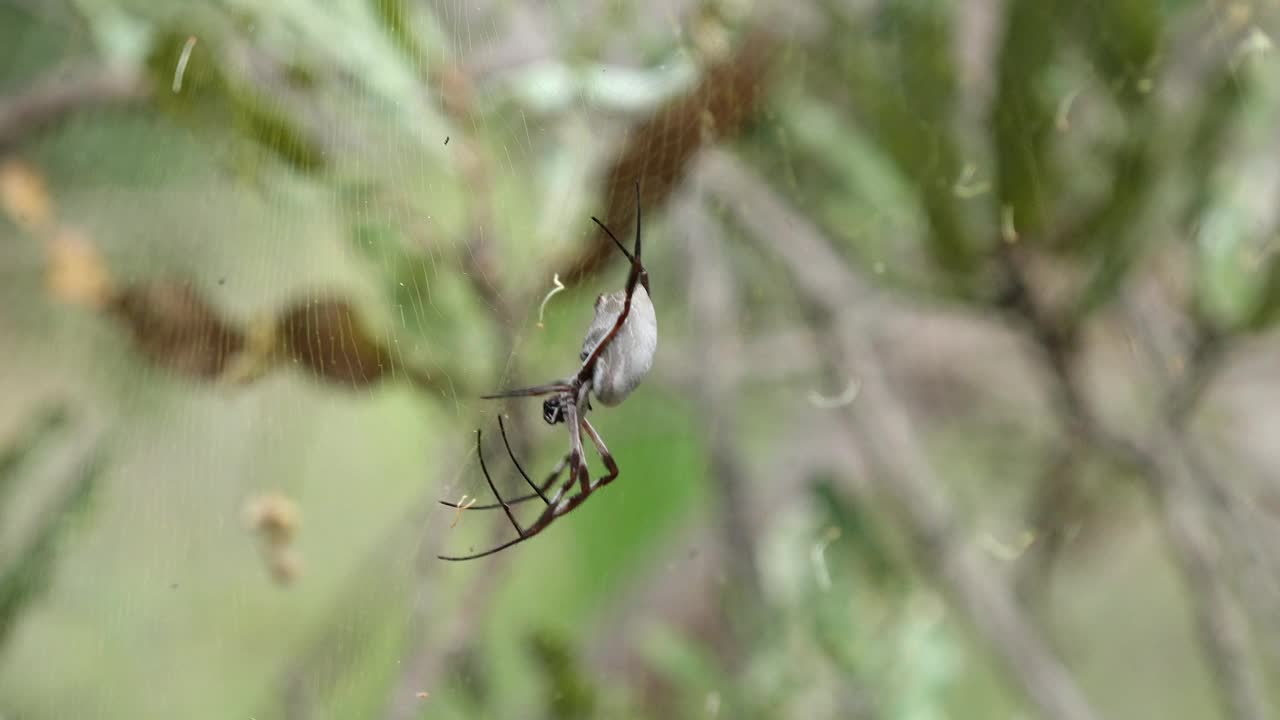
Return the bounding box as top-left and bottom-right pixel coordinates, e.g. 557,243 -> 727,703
438,182 -> 656,561
541,396 -> 567,425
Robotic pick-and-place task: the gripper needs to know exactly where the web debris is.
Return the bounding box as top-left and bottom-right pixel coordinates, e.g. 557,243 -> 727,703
807,379 -> 860,409
536,273 -> 566,328
172,36 -> 198,93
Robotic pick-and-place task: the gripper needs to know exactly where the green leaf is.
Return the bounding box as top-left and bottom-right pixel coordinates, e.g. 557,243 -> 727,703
1068,139 -> 1158,316
231,93 -> 328,175
0,405 -> 69,505
1183,68 -> 1252,228
811,478 -> 900,588
1196,198 -> 1259,329
846,0 -> 978,283
1055,3 -> 1168,314
0,447 -> 104,653
1245,256 -> 1280,330
1074,0 -> 1166,104
1192,56 -> 1280,331
527,629 -> 597,720
368,0 -> 427,68
992,0 -> 1070,239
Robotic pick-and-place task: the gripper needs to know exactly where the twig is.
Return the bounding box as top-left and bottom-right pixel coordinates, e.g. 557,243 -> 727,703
0,66 -> 149,152
996,247 -> 1099,600
1121,293 -> 1280,673
1139,427 -> 1271,720
675,190 -> 763,611
699,149 -> 1104,720
997,250 -> 1270,720
1014,442 -> 1087,602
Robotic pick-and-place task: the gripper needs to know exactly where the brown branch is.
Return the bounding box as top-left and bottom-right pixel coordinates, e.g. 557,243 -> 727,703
556,28 -> 780,287
1121,293 -> 1280,677
698,149 -> 1104,720
1014,441 -> 1088,602
997,247 -> 1099,601
1140,428 -> 1271,720
0,65 -> 149,153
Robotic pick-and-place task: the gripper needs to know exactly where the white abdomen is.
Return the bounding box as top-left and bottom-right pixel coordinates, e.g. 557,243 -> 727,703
584,285 -> 657,406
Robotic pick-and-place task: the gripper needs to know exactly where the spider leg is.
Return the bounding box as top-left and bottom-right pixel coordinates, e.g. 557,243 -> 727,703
497,415 -> 551,506
576,182 -> 646,384
590,180 -> 644,273
567,386 -> 592,494
579,416 -> 620,488
438,396 -> 596,562
474,428 -> 522,535
591,216 -> 635,264
438,452 -> 568,510
436,527 -> 539,561
437,454 -> 582,561
480,381 -> 572,400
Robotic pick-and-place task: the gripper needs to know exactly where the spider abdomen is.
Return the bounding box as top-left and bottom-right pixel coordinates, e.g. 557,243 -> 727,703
583,284 -> 657,406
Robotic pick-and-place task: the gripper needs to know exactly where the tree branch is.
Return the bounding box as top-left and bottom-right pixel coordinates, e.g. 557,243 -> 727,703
997,250 -> 1270,720
0,66 -> 148,153
675,187 -> 764,618
698,149 -> 1104,720
1121,290 -> 1280,677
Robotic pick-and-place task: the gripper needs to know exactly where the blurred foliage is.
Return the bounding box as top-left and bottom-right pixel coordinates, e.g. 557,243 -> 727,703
527,629 -> 598,719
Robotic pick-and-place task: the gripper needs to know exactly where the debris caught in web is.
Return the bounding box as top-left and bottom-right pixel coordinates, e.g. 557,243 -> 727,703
536,273 -> 566,328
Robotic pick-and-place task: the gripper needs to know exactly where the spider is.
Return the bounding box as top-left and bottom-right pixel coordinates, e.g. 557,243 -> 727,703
438,182 -> 656,561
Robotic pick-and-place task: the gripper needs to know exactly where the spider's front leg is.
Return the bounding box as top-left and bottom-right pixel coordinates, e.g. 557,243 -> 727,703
439,416 -> 564,510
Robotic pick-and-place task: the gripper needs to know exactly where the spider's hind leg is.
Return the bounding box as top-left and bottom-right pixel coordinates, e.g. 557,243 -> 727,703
580,417 -> 620,489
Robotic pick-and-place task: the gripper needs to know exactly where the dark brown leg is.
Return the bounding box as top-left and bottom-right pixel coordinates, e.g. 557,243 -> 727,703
438,404 -> 589,562
437,456 -> 581,561
480,381 -> 573,400
438,391 -> 612,562
473,429 -> 521,535
569,385 -> 592,494
439,453 -> 568,510
498,415 -> 551,505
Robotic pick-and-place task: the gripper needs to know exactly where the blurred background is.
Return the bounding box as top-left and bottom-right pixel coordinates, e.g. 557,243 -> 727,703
3,0 -> 1280,718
